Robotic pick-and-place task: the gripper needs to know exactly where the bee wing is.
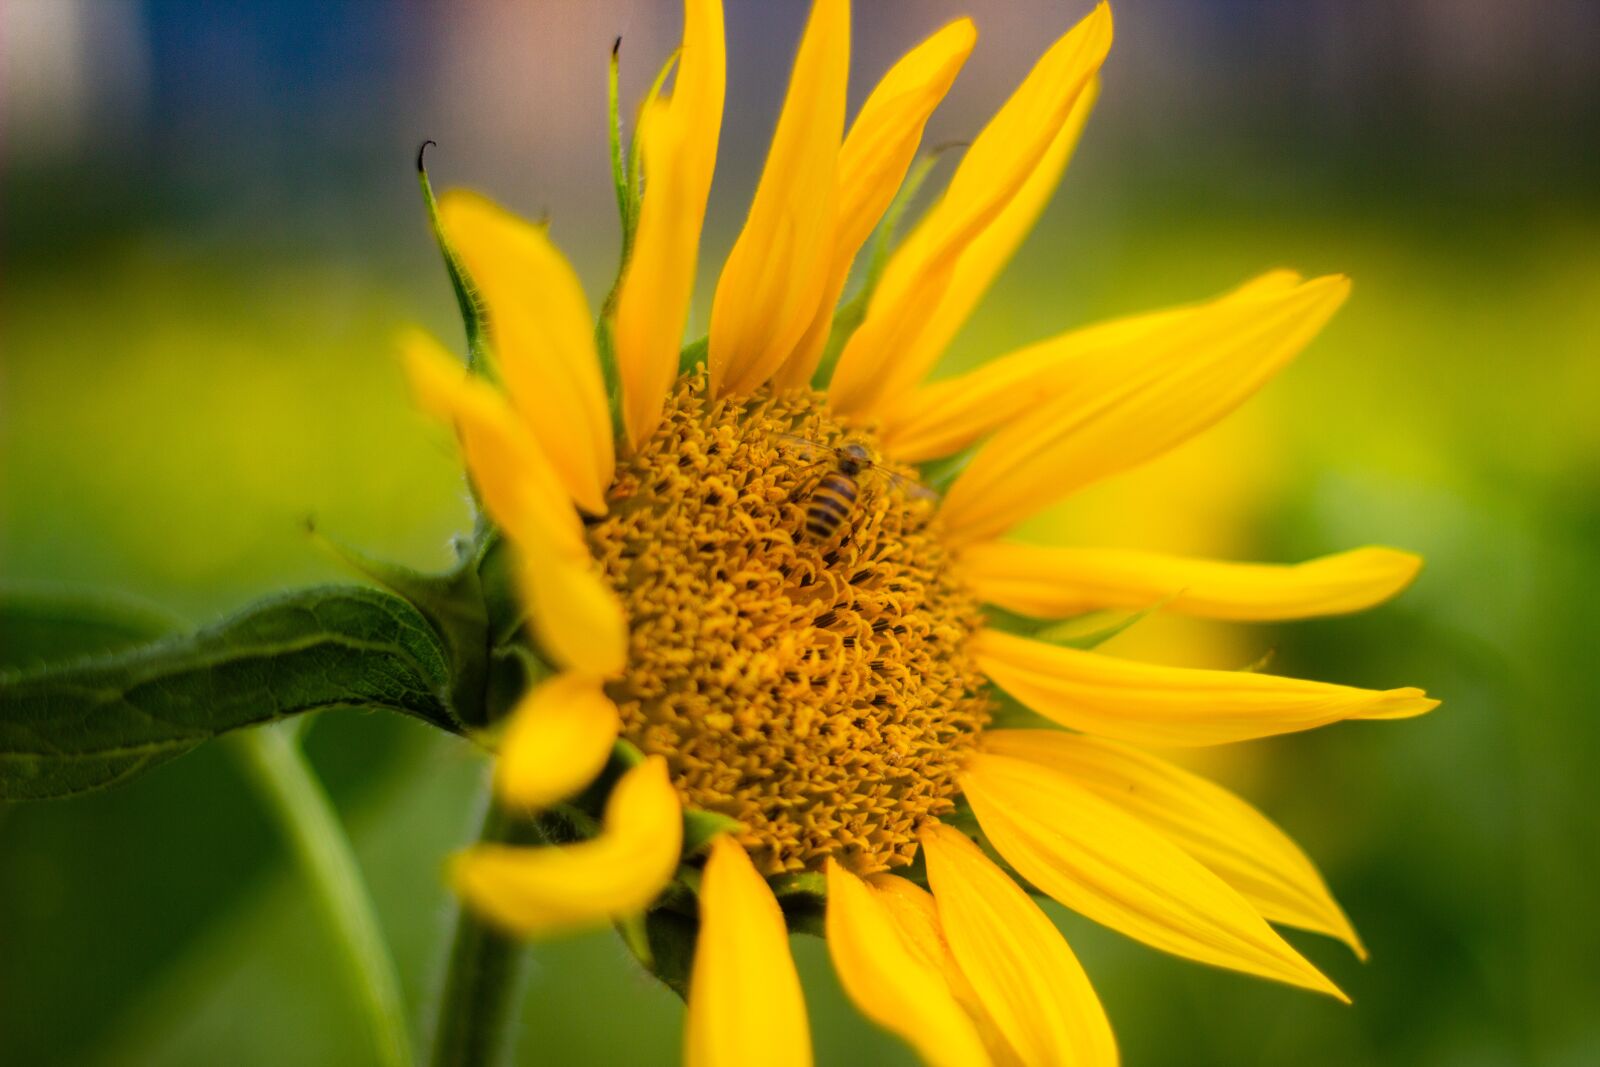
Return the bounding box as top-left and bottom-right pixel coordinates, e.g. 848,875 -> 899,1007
863,465 -> 941,503
772,432 -> 828,462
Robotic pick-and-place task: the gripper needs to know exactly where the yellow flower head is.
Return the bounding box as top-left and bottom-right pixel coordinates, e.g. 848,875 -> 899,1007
404,2 -> 1437,1063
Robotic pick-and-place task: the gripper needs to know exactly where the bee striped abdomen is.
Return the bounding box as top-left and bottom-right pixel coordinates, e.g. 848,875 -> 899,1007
805,473 -> 858,539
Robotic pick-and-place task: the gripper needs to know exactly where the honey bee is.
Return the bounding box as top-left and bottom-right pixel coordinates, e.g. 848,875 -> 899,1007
773,433 -> 935,541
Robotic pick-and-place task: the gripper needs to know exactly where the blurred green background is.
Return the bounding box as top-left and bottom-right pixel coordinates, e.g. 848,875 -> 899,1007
3,1 -> 1596,1064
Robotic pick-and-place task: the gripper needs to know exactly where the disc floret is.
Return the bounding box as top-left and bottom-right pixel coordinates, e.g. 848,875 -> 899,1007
587,376 -> 991,875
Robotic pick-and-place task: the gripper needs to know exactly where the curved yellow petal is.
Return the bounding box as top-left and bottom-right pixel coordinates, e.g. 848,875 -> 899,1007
960,543 -> 1423,621
869,875 -> 1023,1066
452,755 -> 681,937
922,824 -> 1117,1067
613,0 -> 725,448
708,0 -> 849,398
855,76 -> 1097,415
437,190 -> 614,514
829,3 -> 1112,418
879,270 -> 1302,462
826,861 -> 991,1067
494,673 -> 622,810
514,513 -> 628,678
403,329 -> 623,673
973,628 -> 1438,747
963,751 -> 1348,1000
984,731 -> 1365,957
941,273 -> 1350,546
686,836 -> 811,1067
772,18 -> 977,390
400,328 -> 582,555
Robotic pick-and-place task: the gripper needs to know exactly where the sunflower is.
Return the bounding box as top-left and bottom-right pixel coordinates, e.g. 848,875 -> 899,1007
402,2 -> 1437,1063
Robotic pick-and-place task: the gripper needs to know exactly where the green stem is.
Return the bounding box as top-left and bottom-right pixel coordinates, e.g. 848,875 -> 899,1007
237,724 -> 414,1067
428,792 -> 532,1067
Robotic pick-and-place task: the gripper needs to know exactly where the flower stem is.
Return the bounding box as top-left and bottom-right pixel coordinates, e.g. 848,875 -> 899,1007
237,724 -> 415,1067
428,791 -> 531,1067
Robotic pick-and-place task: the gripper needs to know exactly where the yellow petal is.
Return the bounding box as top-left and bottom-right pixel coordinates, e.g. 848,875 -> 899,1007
941,273 -> 1351,546
437,190 -> 614,513
829,3 -> 1112,418
960,543 -> 1423,621
513,513 -> 628,678
772,18 -> 977,390
973,628 -> 1439,747
861,77 -> 1098,414
825,860 -> 991,1067
400,328 -> 582,555
686,836 -> 811,1067
613,0 -> 725,448
963,751 -> 1348,999
452,755 -> 681,937
879,270 -> 1301,462
868,875 -> 1024,1066
494,673 -> 621,810
402,330 -> 624,673
921,823 -> 1117,1067
707,0 -> 849,398
984,730 -> 1365,957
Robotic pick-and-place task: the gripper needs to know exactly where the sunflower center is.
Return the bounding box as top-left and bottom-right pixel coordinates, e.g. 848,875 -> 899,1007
586,374 -> 990,875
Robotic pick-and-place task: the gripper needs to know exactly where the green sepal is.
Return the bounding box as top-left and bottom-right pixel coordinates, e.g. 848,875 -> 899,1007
984,688 -> 1067,732
607,37 -> 632,263
474,530 -> 561,726
593,317 -> 629,448
917,444 -> 976,495
0,585 -> 457,801
677,334 -> 708,378
615,910 -> 655,970
772,872 -> 828,938
811,151 -> 946,389
770,870 -> 826,901
612,735 -> 647,769
417,140 -> 489,373
1238,647 -> 1278,673
639,908 -> 698,1001
308,521 -> 488,729
808,285 -> 870,390
475,531 -> 525,650
599,41 -> 682,431
982,593 -> 1175,652
1036,591 -> 1181,651
862,152 -> 942,294
682,808 -> 742,857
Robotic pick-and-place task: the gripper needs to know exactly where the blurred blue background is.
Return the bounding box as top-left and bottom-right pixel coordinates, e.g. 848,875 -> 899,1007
3,1 -> 1597,1064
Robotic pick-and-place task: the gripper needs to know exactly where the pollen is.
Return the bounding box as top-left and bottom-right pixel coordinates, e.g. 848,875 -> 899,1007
586,374 -> 991,875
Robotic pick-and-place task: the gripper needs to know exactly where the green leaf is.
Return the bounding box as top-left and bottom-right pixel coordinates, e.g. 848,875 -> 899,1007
0,586 -> 456,801
0,588 -> 181,670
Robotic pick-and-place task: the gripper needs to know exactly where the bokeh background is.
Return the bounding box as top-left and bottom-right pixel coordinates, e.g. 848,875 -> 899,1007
4,1 -> 1597,1064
